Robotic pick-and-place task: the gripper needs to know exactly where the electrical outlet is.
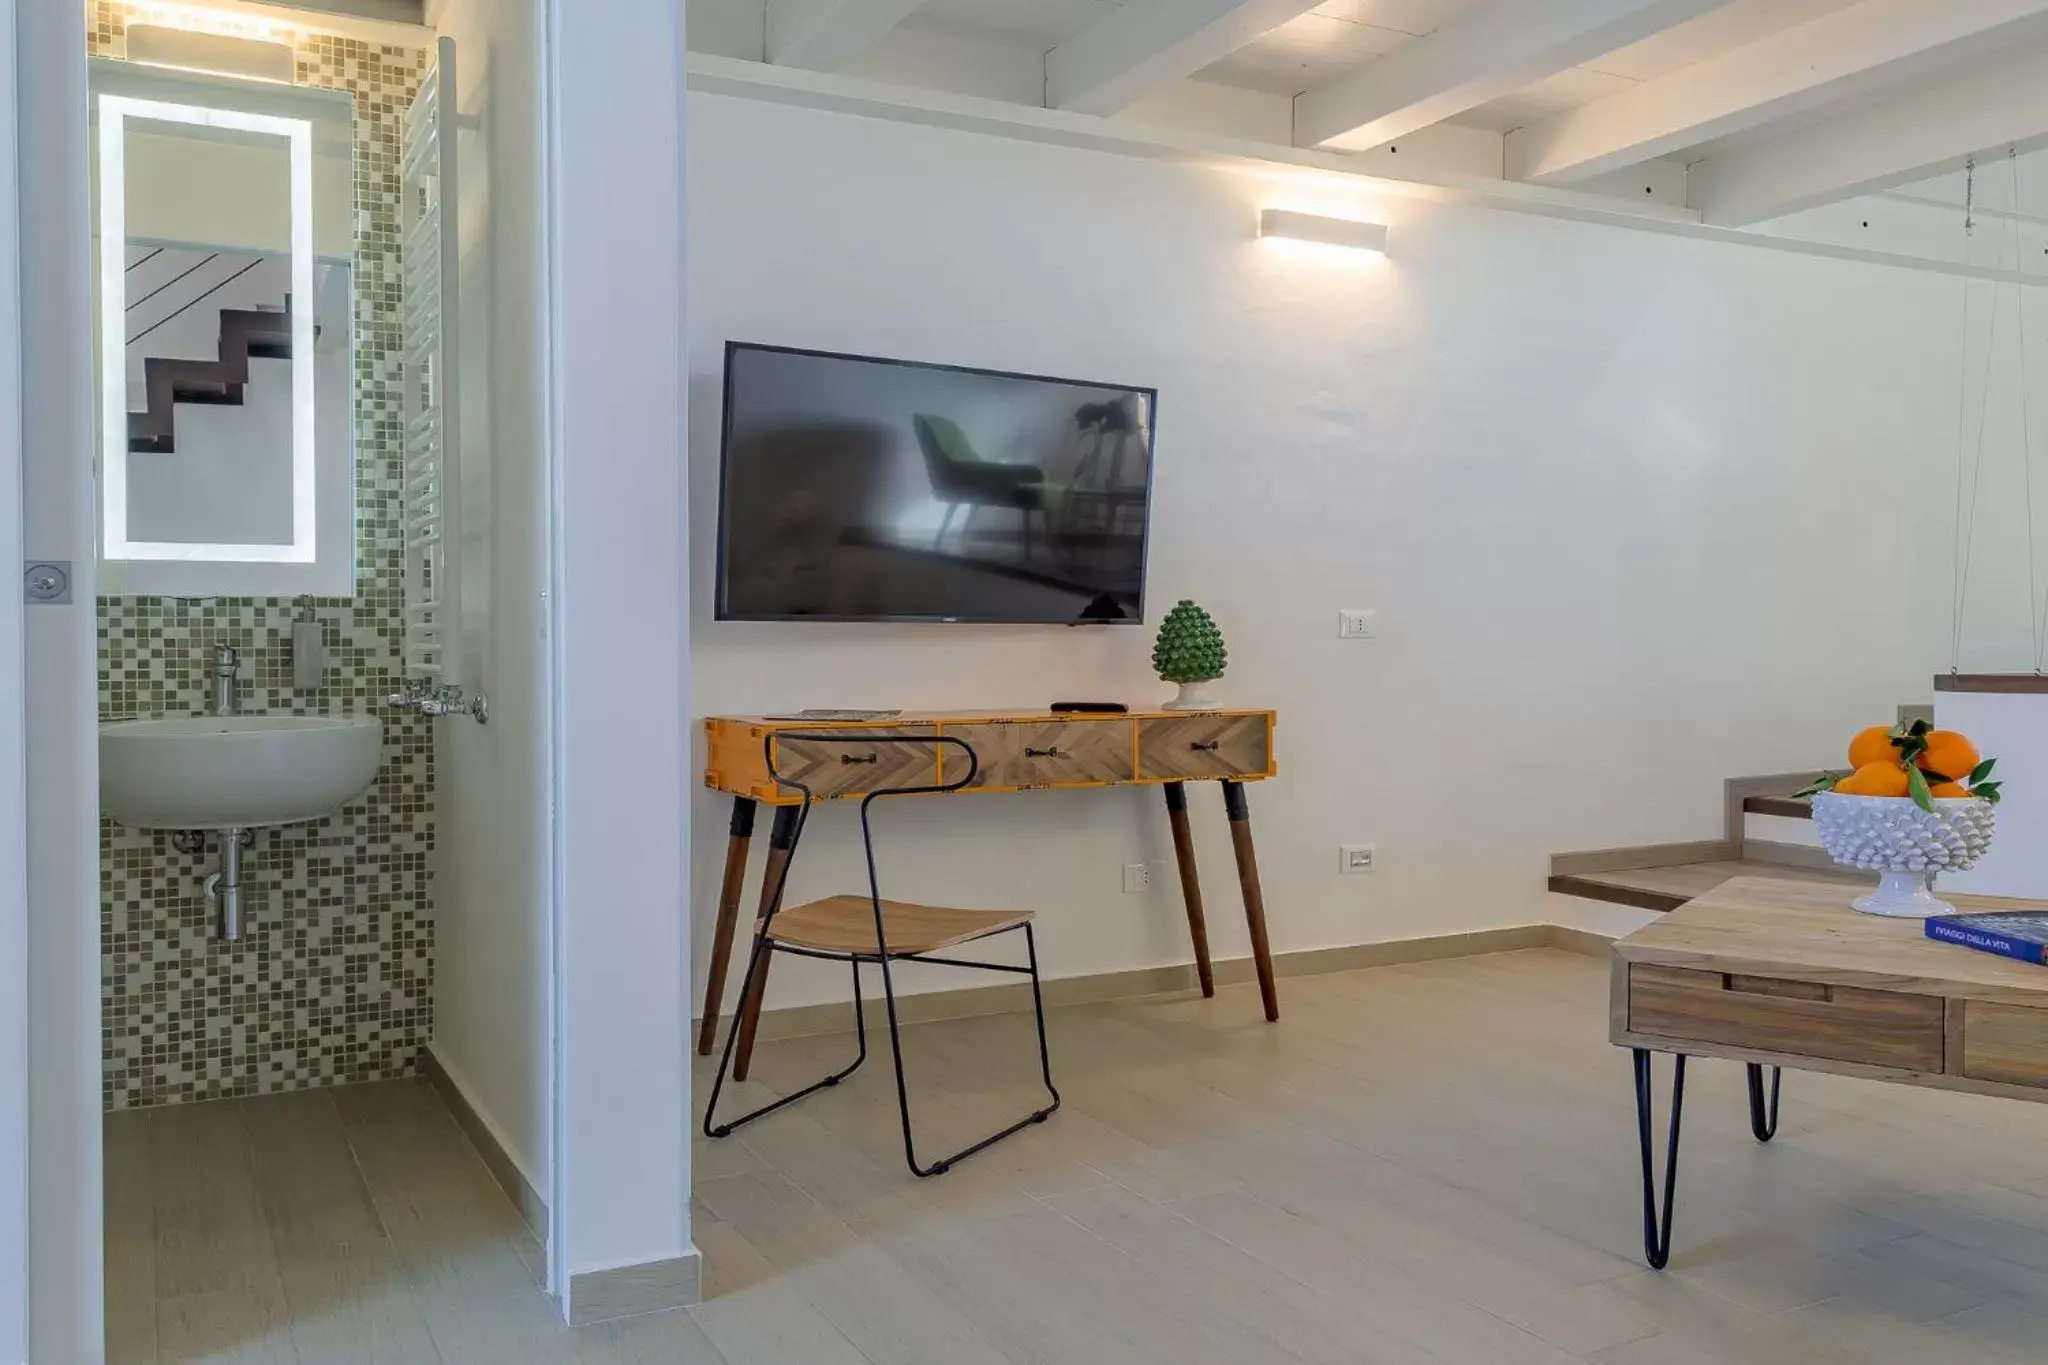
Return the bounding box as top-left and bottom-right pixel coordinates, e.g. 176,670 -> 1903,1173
1339,609 -> 1377,639
1340,844 -> 1376,875
1123,862 -> 1152,894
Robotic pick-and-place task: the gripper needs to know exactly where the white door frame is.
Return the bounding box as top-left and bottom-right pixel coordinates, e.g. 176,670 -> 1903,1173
0,0 -> 30,1356
12,0 -> 106,1359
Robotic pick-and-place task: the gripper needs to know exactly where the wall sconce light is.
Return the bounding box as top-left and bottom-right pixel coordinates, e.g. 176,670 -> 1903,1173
1258,209 -> 1389,256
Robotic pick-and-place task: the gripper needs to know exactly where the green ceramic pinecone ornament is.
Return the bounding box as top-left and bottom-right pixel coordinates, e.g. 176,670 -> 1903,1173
1153,600 -> 1227,684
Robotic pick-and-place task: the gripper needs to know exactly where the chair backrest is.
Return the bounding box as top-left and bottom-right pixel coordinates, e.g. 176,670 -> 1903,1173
912,414 -> 981,495
760,731 -> 980,924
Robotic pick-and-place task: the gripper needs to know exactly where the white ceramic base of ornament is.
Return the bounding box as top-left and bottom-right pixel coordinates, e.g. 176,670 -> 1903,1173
1162,679 -> 1223,710
1854,871 -> 1957,918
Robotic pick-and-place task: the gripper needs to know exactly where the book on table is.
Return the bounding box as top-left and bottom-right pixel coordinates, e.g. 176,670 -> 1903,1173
1925,911 -> 2048,966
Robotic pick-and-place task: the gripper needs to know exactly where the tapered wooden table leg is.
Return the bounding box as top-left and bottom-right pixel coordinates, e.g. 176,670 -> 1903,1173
1222,780 -> 1278,1022
1163,782 -> 1214,997
696,797 -> 757,1056
733,803 -> 803,1081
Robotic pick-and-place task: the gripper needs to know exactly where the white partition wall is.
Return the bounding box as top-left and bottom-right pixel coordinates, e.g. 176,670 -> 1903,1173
424,0 -> 558,1275
546,0 -> 695,1312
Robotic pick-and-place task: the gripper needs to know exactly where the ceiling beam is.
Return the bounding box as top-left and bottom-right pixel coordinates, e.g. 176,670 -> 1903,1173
1688,41 -> 2048,226
1292,0 -> 1737,152
766,0 -> 926,71
1046,0 -> 1327,116
1506,0 -> 2048,185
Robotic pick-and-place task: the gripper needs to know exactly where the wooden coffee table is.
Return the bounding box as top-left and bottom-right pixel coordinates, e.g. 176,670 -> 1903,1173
1611,876 -> 2048,1267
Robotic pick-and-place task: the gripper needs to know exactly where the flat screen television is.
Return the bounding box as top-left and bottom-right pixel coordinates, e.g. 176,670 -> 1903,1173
716,342 -> 1156,623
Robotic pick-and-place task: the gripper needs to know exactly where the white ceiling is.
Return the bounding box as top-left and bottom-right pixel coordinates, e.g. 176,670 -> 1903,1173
906,0 -> 1121,47
691,0 -> 2048,228
900,0 -> 1866,126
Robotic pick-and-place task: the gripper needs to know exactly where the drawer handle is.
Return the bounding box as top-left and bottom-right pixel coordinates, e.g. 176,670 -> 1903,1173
1024,745 -> 1062,759
1724,974 -> 1831,1003
1189,740 -> 1221,752
840,753 -> 878,766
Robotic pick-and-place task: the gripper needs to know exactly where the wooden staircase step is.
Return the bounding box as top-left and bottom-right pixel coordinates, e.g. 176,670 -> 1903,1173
1548,859 -> 1866,914
1742,793 -> 1812,819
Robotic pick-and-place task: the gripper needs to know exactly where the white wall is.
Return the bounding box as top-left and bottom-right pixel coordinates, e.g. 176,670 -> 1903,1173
547,0 -> 691,1291
427,0 -> 554,1224
687,92 -> 2005,1015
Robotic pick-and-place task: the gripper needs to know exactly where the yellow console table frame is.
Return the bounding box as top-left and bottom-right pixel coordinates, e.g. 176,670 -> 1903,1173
699,708 -> 1280,1077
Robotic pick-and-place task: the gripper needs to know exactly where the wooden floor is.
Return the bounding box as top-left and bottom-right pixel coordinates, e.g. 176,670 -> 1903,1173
103,1078 -> 708,1364
116,950 -> 2048,1363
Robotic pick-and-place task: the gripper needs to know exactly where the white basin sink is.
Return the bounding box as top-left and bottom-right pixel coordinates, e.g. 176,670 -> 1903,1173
100,714 -> 382,830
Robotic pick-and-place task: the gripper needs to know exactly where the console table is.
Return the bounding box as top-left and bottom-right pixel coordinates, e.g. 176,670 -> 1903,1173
1613,876 -> 2048,1268
699,708 -> 1279,1078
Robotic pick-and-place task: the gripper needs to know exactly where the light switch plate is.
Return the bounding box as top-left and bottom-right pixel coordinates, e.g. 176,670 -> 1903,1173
1339,609 -> 1376,639
1340,844 -> 1376,874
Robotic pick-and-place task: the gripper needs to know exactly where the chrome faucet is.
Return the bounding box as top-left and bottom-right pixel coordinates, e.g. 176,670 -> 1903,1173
210,645 -> 239,717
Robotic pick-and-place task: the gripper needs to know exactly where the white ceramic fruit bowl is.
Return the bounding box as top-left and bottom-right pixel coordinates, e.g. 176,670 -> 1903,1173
1809,790 -> 1996,917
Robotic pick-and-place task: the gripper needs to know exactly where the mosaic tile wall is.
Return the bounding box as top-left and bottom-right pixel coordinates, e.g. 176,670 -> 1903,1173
92,4 -> 435,1110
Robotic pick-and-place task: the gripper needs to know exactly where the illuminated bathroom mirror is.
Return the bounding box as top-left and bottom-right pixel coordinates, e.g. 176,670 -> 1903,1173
90,60 -> 356,596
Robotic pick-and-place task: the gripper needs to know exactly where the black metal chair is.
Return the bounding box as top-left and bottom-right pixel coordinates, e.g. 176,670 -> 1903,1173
701,733 -> 1061,1177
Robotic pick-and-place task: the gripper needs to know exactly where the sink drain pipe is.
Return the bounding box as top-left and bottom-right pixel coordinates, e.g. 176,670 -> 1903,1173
203,828 -> 249,941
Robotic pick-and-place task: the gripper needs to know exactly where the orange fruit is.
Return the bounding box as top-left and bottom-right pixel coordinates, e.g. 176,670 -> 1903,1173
1918,730 -> 1981,782
1929,781 -> 1970,799
1848,724 -> 1900,769
1835,762 -> 1911,798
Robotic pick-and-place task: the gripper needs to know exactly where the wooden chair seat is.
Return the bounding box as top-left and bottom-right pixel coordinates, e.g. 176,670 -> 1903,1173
705,731 -> 1062,1178
766,895 -> 1033,957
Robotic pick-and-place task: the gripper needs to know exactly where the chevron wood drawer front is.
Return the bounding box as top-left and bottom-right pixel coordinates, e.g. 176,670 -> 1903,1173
1136,713 -> 1272,781
767,731 -> 939,800
944,719 -> 1133,790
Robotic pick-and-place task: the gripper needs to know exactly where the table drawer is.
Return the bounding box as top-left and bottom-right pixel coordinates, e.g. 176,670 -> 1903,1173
1959,1001 -> 2048,1088
766,730 -> 938,800
1136,713 -> 1271,781
1627,964 -> 1944,1071
943,719 -> 1133,789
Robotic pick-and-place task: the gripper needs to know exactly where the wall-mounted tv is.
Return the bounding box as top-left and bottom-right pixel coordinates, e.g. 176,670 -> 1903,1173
716,342 -> 1156,624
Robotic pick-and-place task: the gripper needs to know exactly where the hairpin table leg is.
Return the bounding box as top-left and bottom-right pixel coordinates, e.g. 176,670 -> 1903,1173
1634,1048 -> 1686,1270
1747,1063 -> 1781,1142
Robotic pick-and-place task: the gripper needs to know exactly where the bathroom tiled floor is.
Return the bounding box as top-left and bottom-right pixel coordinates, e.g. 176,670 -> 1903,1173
109,950 -> 2048,1363
103,1078 -> 716,1364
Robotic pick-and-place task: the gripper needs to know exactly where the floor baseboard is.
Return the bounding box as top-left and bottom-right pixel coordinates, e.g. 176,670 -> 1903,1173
704,923 -> 1601,1045
569,1252 -> 703,1325
1543,924 -> 1617,957
418,1045 -> 549,1242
